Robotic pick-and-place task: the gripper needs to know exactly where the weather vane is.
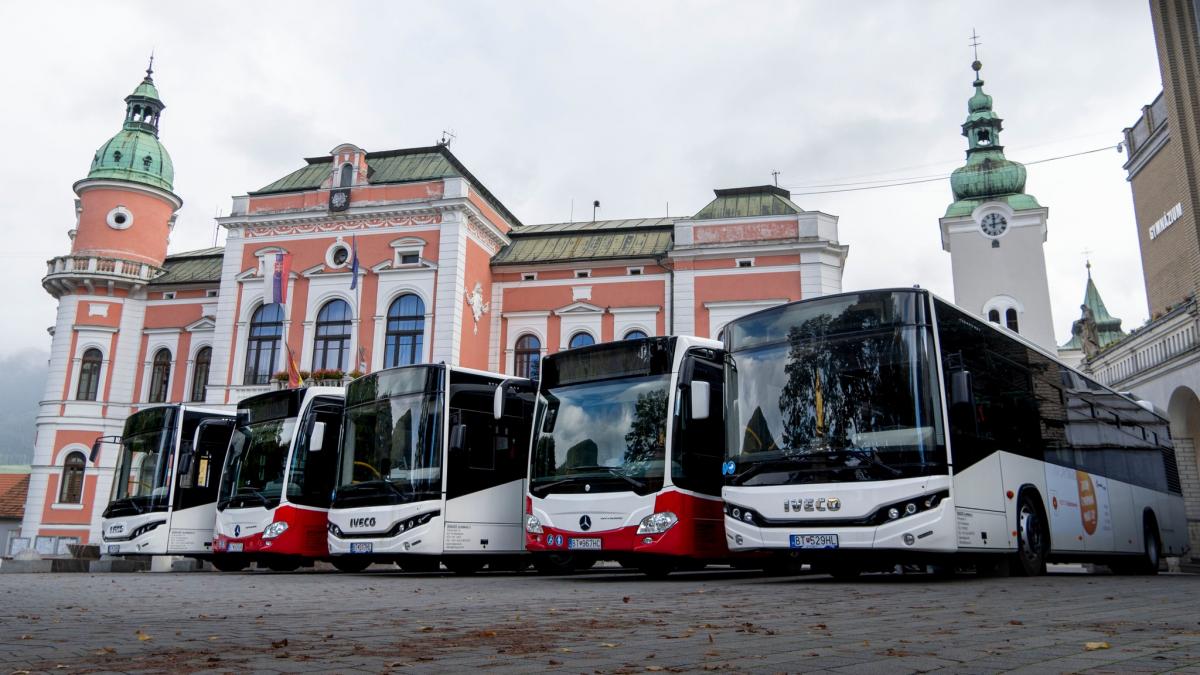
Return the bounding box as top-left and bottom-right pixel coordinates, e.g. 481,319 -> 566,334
969,29 -> 982,62
147,49 -> 155,78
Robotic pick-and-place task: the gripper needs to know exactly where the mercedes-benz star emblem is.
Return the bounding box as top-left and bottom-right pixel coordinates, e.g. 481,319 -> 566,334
234,525 -> 241,537
579,515 -> 592,531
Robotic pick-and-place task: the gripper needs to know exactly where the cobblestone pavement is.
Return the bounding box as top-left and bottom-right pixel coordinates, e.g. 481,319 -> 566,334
2,565 -> 1199,674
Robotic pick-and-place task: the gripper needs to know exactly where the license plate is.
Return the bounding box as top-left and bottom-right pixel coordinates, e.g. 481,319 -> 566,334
107,544 -> 120,554
227,542 -> 243,553
790,534 -> 838,549
568,538 -> 601,550
350,542 -> 373,554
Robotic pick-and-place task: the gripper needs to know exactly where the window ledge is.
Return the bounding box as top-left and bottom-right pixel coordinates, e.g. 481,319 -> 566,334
51,503 -> 86,510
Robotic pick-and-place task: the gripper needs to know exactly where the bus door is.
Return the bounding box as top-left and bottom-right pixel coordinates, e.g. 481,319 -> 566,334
170,415 -> 234,552
287,396 -> 345,550
672,349 -> 727,556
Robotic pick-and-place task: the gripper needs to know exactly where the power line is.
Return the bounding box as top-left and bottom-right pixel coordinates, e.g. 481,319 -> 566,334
784,144 -> 1118,196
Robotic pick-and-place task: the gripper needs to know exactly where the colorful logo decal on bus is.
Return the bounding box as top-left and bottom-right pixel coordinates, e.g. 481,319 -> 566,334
1076,470 -> 1098,535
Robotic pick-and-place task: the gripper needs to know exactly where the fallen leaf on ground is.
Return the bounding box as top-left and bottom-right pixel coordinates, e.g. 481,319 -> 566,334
93,647 -> 116,656
600,642 -> 619,647
272,638 -> 288,649
648,668 -> 664,672
1009,620 -> 1024,625
1085,642 -> 1111,651
548,659 -> 562,666
623,596 -> 631,603
136,631 -> 152,642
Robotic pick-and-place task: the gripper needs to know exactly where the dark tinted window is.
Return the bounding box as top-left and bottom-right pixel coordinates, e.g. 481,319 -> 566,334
446,371 -> 533,499
673,352 -> 726,496
77,349 -> 102,401
287,397 -> 344,508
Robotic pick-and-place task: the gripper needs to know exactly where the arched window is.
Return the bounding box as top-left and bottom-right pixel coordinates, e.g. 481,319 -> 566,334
385,294 -> 425,368
58,451 -> 86,504
1005,308 -> 1019,333
514,334 -> 541,379
245,303 -> 284,385
987,309 -> 1001,324
339,163 -> 354,187
568,332 -> 595,349
313,299 -> 352,371
623,330 -> 648,341
76,348 -> 102,401
148,349 -> 171,403
190,347 -> 212,402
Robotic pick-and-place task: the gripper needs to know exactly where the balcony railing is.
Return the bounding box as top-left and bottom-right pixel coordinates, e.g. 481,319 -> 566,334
43,255 -> 164,284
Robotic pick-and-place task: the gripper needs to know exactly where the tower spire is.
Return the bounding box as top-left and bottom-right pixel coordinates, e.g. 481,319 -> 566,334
146,50 -> 155,80
970,28 -> 981,63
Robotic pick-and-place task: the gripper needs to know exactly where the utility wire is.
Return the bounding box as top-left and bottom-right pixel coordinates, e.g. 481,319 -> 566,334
784,144 -> 1119,196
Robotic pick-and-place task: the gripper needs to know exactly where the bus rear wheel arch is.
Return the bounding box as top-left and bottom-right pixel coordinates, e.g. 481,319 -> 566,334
1012,488 -> 1049,577
1113,512 -> 1161,576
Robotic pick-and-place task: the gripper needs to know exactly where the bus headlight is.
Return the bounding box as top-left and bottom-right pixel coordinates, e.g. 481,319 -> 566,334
637,512 -> 678,535
263,521 -> 289,540
525,514 -> 543,534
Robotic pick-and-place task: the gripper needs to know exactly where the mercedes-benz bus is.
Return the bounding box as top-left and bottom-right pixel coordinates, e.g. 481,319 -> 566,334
721,289 -> 1189,577
99,405 -> 235,558
211,386 -> 345,572
525,336 -> 730,577
327,365 -> 534,574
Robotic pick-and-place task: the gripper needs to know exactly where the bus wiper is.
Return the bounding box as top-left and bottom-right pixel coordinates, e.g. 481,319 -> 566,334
835,447 -> 902,476
339,480 -> 407,498
567,466 -> 646,491
232,489 -> 269,506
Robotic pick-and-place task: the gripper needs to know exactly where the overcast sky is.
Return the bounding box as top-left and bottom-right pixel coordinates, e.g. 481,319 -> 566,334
0,1 -> 1162,356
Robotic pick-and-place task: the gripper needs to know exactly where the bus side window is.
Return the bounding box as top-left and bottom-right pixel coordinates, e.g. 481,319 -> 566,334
674,355 -> 725,497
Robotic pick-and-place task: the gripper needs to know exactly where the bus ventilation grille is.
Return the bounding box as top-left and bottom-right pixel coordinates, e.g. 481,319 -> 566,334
1163,446 -> 1182,494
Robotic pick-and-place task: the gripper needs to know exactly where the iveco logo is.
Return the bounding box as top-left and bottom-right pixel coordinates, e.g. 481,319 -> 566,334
234,525 -> 241,537
349,517 -> 377,529
579,515 -> 592,531
783,497 -> 841,513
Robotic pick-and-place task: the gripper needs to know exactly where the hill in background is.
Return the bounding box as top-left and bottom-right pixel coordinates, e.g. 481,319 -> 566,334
0,350 -> 47,465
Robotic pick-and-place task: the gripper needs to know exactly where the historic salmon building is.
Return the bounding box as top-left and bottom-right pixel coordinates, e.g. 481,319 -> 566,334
17,67 -> 848,550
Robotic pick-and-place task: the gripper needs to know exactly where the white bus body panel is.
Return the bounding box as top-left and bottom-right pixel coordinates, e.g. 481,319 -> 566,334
101,512 -> 170,555
530,491 -> 655,534
165,503 -> 219,554
214,505 -> 272,542
328,500 -> 445,557
723,475 -> 956,552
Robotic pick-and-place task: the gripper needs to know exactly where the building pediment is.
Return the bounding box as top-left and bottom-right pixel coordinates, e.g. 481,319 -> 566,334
553,301 -> 604,315
185,316 -> 216,332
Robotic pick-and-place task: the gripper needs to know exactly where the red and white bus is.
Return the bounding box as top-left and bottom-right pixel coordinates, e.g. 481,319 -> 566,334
721,289 -> 1189,577
211,386 -> 345,572
525,336 -> 730,577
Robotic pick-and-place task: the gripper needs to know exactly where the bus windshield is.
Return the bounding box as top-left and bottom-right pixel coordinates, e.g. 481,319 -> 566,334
530,374 -> 670,497
725,291 -> 946,486
334,391 -> 443,507
218,418 -> 296,510
107,407 -> 178,517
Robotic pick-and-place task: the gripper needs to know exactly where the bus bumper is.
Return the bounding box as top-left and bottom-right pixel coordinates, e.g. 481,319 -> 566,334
724,500 -> 958,554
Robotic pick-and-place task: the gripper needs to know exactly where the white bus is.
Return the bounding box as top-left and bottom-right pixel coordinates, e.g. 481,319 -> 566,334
98,405 -> 235,558
326,364 -> 534,573
721,289 -> 1189,577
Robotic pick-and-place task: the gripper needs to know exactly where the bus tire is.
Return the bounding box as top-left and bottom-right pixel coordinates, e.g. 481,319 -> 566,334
532,553 -> 577,575
1115,515 -> 1161,576
211,555 -> 248,573
396,557 -> 442,573
444,557 -> 485,575
1013,491 -> 1048,577
637,561 -> 677,579
332,557 -> 372,573
828,566 -> 861,580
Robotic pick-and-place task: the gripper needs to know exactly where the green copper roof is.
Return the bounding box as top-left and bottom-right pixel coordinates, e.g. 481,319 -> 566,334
492,218 -> 673,266
946,61 -> 1037,217
149,247 -> 224,286
693,185 -> 803,220
251,145 -> 520,227
1060,266 -> 1126,350
86,66 -> 174,191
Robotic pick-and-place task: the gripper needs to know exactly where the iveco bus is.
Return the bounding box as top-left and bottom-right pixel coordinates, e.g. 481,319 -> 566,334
99,405 -> 235,558
721,289 -> 1189,576
525,336 -> 729,577
327,365 -> 534,573
211,387 -> 345,572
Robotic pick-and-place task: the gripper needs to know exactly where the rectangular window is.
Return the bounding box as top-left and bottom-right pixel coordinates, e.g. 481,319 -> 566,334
522,273 -> 537,281
627,267 -> 643,276
399,253 -> 420,265
575,270 -> 591,279
162,291 -> 176,300
736,258 -> 754,268
205,289 -> 219,298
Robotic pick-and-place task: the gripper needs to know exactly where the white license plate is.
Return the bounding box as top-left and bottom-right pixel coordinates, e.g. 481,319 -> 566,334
790,534 -> 838,549
568,538 -> 601,550
227,542 -> 244,553
107,544 -> 120,554
350,542 -> 373,554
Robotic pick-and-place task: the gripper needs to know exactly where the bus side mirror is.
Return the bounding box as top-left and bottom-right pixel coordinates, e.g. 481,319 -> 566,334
178,451 -> 193,476
90,437 -> 102,463
690,381 -> 711,420
450,424 -> 467,452
309,422 -> 326,452
950,370 -> 974,407
493,384 -> 505,421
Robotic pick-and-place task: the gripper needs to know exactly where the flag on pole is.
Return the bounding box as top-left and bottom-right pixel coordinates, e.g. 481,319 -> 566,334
271,252 -> 292,306
349,236 -> 360,290
285,342 -> 304,388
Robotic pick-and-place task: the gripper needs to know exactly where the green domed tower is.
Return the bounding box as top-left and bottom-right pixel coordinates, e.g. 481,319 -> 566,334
938,58 -> 1057,353
946,60 -> 1041,217
86,60 -> 175,192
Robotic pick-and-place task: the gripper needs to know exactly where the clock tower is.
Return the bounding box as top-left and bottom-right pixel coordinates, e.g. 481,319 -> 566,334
939,59 -> 1057,352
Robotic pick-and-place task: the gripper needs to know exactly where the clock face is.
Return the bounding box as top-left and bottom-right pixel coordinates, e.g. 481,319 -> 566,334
980,213 -> 1008,237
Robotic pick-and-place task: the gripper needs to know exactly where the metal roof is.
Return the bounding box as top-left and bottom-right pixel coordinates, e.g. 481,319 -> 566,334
493,218 -> 674,266
249,145 -> 520,227
150,248 -> 223,286
692,185 -> 804,220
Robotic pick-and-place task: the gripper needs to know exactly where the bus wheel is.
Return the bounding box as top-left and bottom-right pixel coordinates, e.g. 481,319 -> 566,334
572,558 -> 597,571
444,558 -> 485,575
396,557 -> 441,573
532,553 -> 577,575
1115,517 -> 1161,576
211,555 -> 248,573
1013,492 -> 1048,577
828,566 -> 861,580
265,557 -> 301,572
332,557 -> 372,573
